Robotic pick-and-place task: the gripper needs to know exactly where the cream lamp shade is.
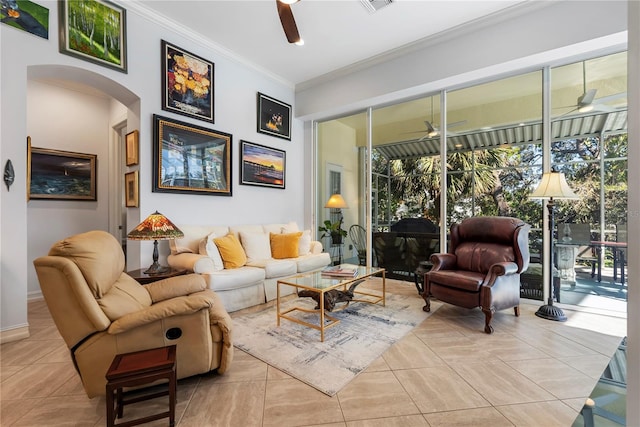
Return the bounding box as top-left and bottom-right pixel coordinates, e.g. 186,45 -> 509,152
529,172 -> 579,200
325,194 -> 348,209
528,171 -> 578,322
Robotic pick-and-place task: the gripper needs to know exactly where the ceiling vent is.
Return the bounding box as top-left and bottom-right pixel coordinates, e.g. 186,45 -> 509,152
360,0 -> 393,13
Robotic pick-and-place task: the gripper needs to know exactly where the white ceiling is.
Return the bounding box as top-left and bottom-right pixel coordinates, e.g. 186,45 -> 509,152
137,0 -> 528,86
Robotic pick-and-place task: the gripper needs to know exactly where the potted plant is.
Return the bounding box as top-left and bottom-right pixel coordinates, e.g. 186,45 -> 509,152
318,219 -> 347,245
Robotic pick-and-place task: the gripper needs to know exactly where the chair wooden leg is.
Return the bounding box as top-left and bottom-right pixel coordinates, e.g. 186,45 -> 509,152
482,308 -> 494,334
514,306 -> 520,317
421,276 -> 431,312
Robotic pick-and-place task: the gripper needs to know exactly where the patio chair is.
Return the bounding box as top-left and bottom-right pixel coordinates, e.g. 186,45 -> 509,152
349,224 -> 367,265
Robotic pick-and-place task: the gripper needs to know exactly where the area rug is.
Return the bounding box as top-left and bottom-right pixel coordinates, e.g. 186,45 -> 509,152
232,291 -> 433,396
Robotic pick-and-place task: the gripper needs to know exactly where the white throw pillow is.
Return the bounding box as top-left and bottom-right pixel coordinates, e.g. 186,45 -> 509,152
198,232 -> 224,271
281,221 -> 299,233
298,229 -> 312,255
169,239 -> 193,255
239,231 -> 272,261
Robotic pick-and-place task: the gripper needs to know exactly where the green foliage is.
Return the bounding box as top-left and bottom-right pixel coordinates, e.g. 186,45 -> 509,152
381,133 -> 627,242
318,220 -> 347,239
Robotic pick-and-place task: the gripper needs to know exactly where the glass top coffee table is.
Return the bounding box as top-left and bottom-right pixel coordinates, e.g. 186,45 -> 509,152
276,264 -> 385,342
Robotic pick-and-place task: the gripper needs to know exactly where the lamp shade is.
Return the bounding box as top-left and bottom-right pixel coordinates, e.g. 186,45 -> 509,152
325,194 -> 348,209
127,211 -> 184,241
529,172 -> 579,200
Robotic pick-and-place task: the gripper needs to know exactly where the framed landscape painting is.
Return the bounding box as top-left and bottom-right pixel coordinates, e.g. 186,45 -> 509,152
27,138 -> 97,201
257,92 -> 291,140
153,115 -> 231,196
162,40 -> 214,123
240,140 -> 285,189
0,0 -> 49,39
58,0 -> 127,73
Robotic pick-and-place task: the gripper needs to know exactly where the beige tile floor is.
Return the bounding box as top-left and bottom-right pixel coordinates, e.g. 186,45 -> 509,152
0,278 -> 626,426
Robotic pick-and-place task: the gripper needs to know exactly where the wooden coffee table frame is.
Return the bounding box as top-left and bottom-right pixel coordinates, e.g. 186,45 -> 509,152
276,265 -> 385,342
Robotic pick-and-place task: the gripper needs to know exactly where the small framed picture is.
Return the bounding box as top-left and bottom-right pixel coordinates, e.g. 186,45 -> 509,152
240,140 -> 286,189
153,114 -> 232,196
124,171 -> 138,207
162,40 -> 214,123
58,0 -> 127,73
125,130 -> 139,166
257,92 -> 291,140
27,137 -> 97,201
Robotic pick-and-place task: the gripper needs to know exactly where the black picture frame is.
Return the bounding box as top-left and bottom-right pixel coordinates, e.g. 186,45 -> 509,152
257,92 -> 291,140
27,137 -> 97,201
58,0 -> 127,73
240,140 -> 286,189
152,114 -> 232,196
162,40 -> 214,123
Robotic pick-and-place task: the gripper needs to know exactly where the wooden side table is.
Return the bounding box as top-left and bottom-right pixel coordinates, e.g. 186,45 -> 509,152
127,268 -> 187,285
105,345 -> 177,427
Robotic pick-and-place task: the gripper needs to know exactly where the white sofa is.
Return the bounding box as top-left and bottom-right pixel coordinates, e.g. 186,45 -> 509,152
167,222 -> 331,312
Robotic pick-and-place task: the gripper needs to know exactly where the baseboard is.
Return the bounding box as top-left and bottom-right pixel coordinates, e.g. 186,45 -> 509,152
0,325 -> 30,344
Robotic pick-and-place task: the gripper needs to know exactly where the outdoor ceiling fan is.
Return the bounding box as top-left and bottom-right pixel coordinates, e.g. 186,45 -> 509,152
406,98 -> 465,141
277,0 -> 304,45
558,61 -> 624,115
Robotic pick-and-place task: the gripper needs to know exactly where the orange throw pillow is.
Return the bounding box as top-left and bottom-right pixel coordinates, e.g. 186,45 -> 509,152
270,232 -> 303,259
213,233 -> 247,269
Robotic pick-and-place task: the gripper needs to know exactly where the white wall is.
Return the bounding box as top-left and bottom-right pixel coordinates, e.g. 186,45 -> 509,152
26,81 -> 112,297
1,0 -> 301,338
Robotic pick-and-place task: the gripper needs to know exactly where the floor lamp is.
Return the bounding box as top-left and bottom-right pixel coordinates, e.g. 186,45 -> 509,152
529,172 -> 579,321
325,194 -> 348,264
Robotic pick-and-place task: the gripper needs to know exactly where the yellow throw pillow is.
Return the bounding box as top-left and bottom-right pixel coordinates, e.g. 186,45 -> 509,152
270,231 -> 303,259
213,233 -> 247,269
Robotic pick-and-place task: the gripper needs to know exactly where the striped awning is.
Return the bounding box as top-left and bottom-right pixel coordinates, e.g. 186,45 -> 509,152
375,110 -> 628,161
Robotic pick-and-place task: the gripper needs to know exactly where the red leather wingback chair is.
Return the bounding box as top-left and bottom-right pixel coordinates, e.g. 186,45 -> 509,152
423,216 -> 530,334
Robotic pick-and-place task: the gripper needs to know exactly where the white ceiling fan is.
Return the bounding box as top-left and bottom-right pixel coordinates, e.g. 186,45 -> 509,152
406,98 -> 466,141
558,61 -> 625,115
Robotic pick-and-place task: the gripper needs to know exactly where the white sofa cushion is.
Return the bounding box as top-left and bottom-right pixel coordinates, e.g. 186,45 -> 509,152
171,225 -> 229,254
247,259 -> 297,279
203,266 -> 265,292
239,231 -> 272,262
198,232 -> 224,271
296,252 -> 332,273
298,229 -> 312,255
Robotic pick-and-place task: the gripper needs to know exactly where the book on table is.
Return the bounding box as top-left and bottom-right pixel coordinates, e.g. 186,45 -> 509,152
321,266 -> 358,278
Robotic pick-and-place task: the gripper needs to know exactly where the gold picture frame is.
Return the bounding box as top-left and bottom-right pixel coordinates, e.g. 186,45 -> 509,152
124,170 -> 138,207
125,130 -> 139,166
27,136 -> 97,201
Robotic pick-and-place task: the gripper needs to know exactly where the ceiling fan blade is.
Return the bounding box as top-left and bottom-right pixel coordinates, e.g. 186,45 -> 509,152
578,88 -> 597,106
276,0 -> 300,44
424,121 -> 436,134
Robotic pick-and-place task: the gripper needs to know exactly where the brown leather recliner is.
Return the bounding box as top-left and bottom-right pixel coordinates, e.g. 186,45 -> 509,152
422,216 -> 530,334
33,230 -> 233,398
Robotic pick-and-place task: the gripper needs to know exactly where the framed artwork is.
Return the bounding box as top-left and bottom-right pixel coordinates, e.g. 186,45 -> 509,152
153,114 -> 232,196
27,137 -> 97,201
0,0 -> 49,39
240,140 -> 286,189
124,170 -> 138,207
125,130 -> 139,166
58,0 -> 127,73
162,40 -> 214,123
257,92 -> 291,140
